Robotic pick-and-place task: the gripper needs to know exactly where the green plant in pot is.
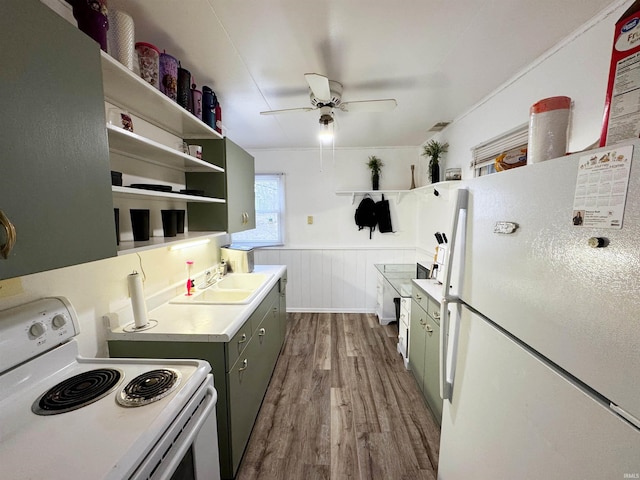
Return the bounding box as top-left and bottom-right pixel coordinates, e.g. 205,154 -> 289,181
367,155 -> 384,190
421,140 -> 449,184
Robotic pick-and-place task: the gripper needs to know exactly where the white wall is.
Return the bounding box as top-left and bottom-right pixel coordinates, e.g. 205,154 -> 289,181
248,146 -> 421,311
249,147 -> 421,247
431,1 -> 628,177
414,1 -> 629,264
0,238 -> 226,358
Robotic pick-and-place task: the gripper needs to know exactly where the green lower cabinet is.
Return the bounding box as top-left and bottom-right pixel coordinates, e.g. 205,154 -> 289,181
409,299 -> 428,393
423,319 -> 442,421
108,281 -> 286,479
228,290 -> 282,474
408,287 -> 443,425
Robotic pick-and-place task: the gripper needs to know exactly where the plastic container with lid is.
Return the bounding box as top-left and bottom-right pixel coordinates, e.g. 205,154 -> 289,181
135,42 -> 160,88
527,96 -> 571,164
177,66 -> 192,110
107,9 -> 135,71
159,52 -> 178,101
191,83 -> 203,120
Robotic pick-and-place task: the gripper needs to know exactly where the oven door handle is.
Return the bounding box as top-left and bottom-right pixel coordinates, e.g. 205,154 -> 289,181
155,385 -> 217,480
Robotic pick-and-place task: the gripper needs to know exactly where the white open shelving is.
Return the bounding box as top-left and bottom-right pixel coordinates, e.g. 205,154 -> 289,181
101,51 -> 229,255
335,181 -> 460,204
107,125 -> 224,173
101,51 -> 222,140
116,231 -> 227,256
112,186 -> 226,203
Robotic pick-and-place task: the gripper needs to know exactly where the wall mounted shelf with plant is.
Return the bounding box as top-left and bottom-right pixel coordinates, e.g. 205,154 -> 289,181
421,140 -> 449,184
366,155 -> 384,190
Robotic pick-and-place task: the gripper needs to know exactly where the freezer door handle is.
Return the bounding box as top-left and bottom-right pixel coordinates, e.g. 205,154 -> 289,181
440,188 -> 468,402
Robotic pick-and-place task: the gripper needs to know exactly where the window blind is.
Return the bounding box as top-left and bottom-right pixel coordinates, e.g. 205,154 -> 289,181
470,123 -> 528,172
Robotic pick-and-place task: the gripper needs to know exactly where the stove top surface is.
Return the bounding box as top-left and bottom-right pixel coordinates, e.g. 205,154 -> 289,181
0,341 -> 210,480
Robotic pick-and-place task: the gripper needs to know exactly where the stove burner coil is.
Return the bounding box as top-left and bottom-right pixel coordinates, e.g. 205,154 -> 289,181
117,369 -> 181,407
32,368 -> 123,415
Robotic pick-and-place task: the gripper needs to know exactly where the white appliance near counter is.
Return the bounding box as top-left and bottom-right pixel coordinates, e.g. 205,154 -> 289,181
437,141 -> 640,478
0,297 -> 220,480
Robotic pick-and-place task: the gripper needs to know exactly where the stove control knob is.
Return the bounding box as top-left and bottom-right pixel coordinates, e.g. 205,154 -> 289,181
52,314 -> 67,329
29,322 -> 46,337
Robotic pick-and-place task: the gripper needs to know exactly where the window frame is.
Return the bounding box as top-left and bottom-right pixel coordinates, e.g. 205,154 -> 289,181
231,173 -> 285,247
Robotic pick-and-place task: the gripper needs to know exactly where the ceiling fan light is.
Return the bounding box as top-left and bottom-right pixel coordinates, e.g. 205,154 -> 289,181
319,122 -> 334,143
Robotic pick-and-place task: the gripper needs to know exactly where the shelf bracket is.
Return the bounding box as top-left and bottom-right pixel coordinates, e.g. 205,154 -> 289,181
351,192 -> 356,205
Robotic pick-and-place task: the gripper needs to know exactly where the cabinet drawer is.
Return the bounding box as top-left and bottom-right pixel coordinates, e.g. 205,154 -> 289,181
427,298 -> 441,325
227,322 -> 253,371
400,297 -> 411,327
412,287 -> 433,313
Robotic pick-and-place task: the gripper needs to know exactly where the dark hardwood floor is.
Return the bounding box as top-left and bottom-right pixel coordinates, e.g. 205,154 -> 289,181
236,312 -> 441,480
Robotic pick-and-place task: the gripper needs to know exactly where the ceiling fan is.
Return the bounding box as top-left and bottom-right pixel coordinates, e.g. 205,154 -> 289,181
260,73 -> 397,128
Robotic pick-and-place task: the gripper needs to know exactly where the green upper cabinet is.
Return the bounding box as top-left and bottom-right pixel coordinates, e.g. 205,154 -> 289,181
0,0 -> 117,280
186,138 -> 256,234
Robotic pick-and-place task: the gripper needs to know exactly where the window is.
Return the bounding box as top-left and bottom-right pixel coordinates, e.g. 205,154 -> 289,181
231,174 -> 285,246
471,123 -> 528,177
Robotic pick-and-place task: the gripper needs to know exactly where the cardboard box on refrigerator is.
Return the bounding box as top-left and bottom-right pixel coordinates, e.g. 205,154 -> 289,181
600,0 -> 640,146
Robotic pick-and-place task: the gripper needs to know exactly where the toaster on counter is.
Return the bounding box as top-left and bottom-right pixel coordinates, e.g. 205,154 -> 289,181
220,246 -> 254,273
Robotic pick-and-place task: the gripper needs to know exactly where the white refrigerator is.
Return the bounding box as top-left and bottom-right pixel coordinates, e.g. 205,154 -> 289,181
437,141 -> 640,478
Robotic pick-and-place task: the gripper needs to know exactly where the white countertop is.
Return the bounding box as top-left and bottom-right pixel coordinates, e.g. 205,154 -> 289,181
106,265 -> 286,343
412,278 -> 444,302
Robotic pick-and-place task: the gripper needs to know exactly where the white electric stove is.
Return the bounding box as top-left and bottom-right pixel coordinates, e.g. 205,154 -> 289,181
0,297 -> 220,480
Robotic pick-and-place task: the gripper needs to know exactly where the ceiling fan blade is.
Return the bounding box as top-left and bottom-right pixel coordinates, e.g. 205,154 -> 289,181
260,107 -> 316,115
339,99 -> 398,113
304,73 -> 331,101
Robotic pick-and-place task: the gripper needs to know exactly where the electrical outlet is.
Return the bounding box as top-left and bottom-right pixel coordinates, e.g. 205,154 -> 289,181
307,216 -> 313,225
0,277 -> 24,298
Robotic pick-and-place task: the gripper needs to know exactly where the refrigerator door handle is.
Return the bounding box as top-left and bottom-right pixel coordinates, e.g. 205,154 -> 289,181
440,188 -> 468,402
610,403 -> 640,429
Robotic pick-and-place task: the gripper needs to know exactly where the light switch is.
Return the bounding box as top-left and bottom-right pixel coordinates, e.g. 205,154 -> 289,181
307,216 -> 313,225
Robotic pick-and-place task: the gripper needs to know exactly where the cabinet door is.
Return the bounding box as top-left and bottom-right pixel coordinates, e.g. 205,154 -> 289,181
228,335 -> 273,475
423,319 -> 442,423
0,0 -> 116,280
279,275 -> 288,343
225,139 -> 255,233
186,138 -> 255,233
256,296 -> 283,380
409,299 -> 427,393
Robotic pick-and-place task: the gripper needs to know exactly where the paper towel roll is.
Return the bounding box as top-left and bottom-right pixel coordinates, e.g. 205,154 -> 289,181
128,272 -> 148,328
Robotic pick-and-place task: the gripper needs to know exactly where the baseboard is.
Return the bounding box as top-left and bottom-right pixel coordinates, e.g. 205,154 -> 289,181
286,308 -> 376,314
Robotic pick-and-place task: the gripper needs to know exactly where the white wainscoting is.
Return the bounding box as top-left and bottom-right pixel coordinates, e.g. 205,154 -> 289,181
255,246 -> 416,312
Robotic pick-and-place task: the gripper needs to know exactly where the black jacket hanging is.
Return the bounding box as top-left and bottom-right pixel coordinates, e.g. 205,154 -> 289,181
375,194 -> 393,233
